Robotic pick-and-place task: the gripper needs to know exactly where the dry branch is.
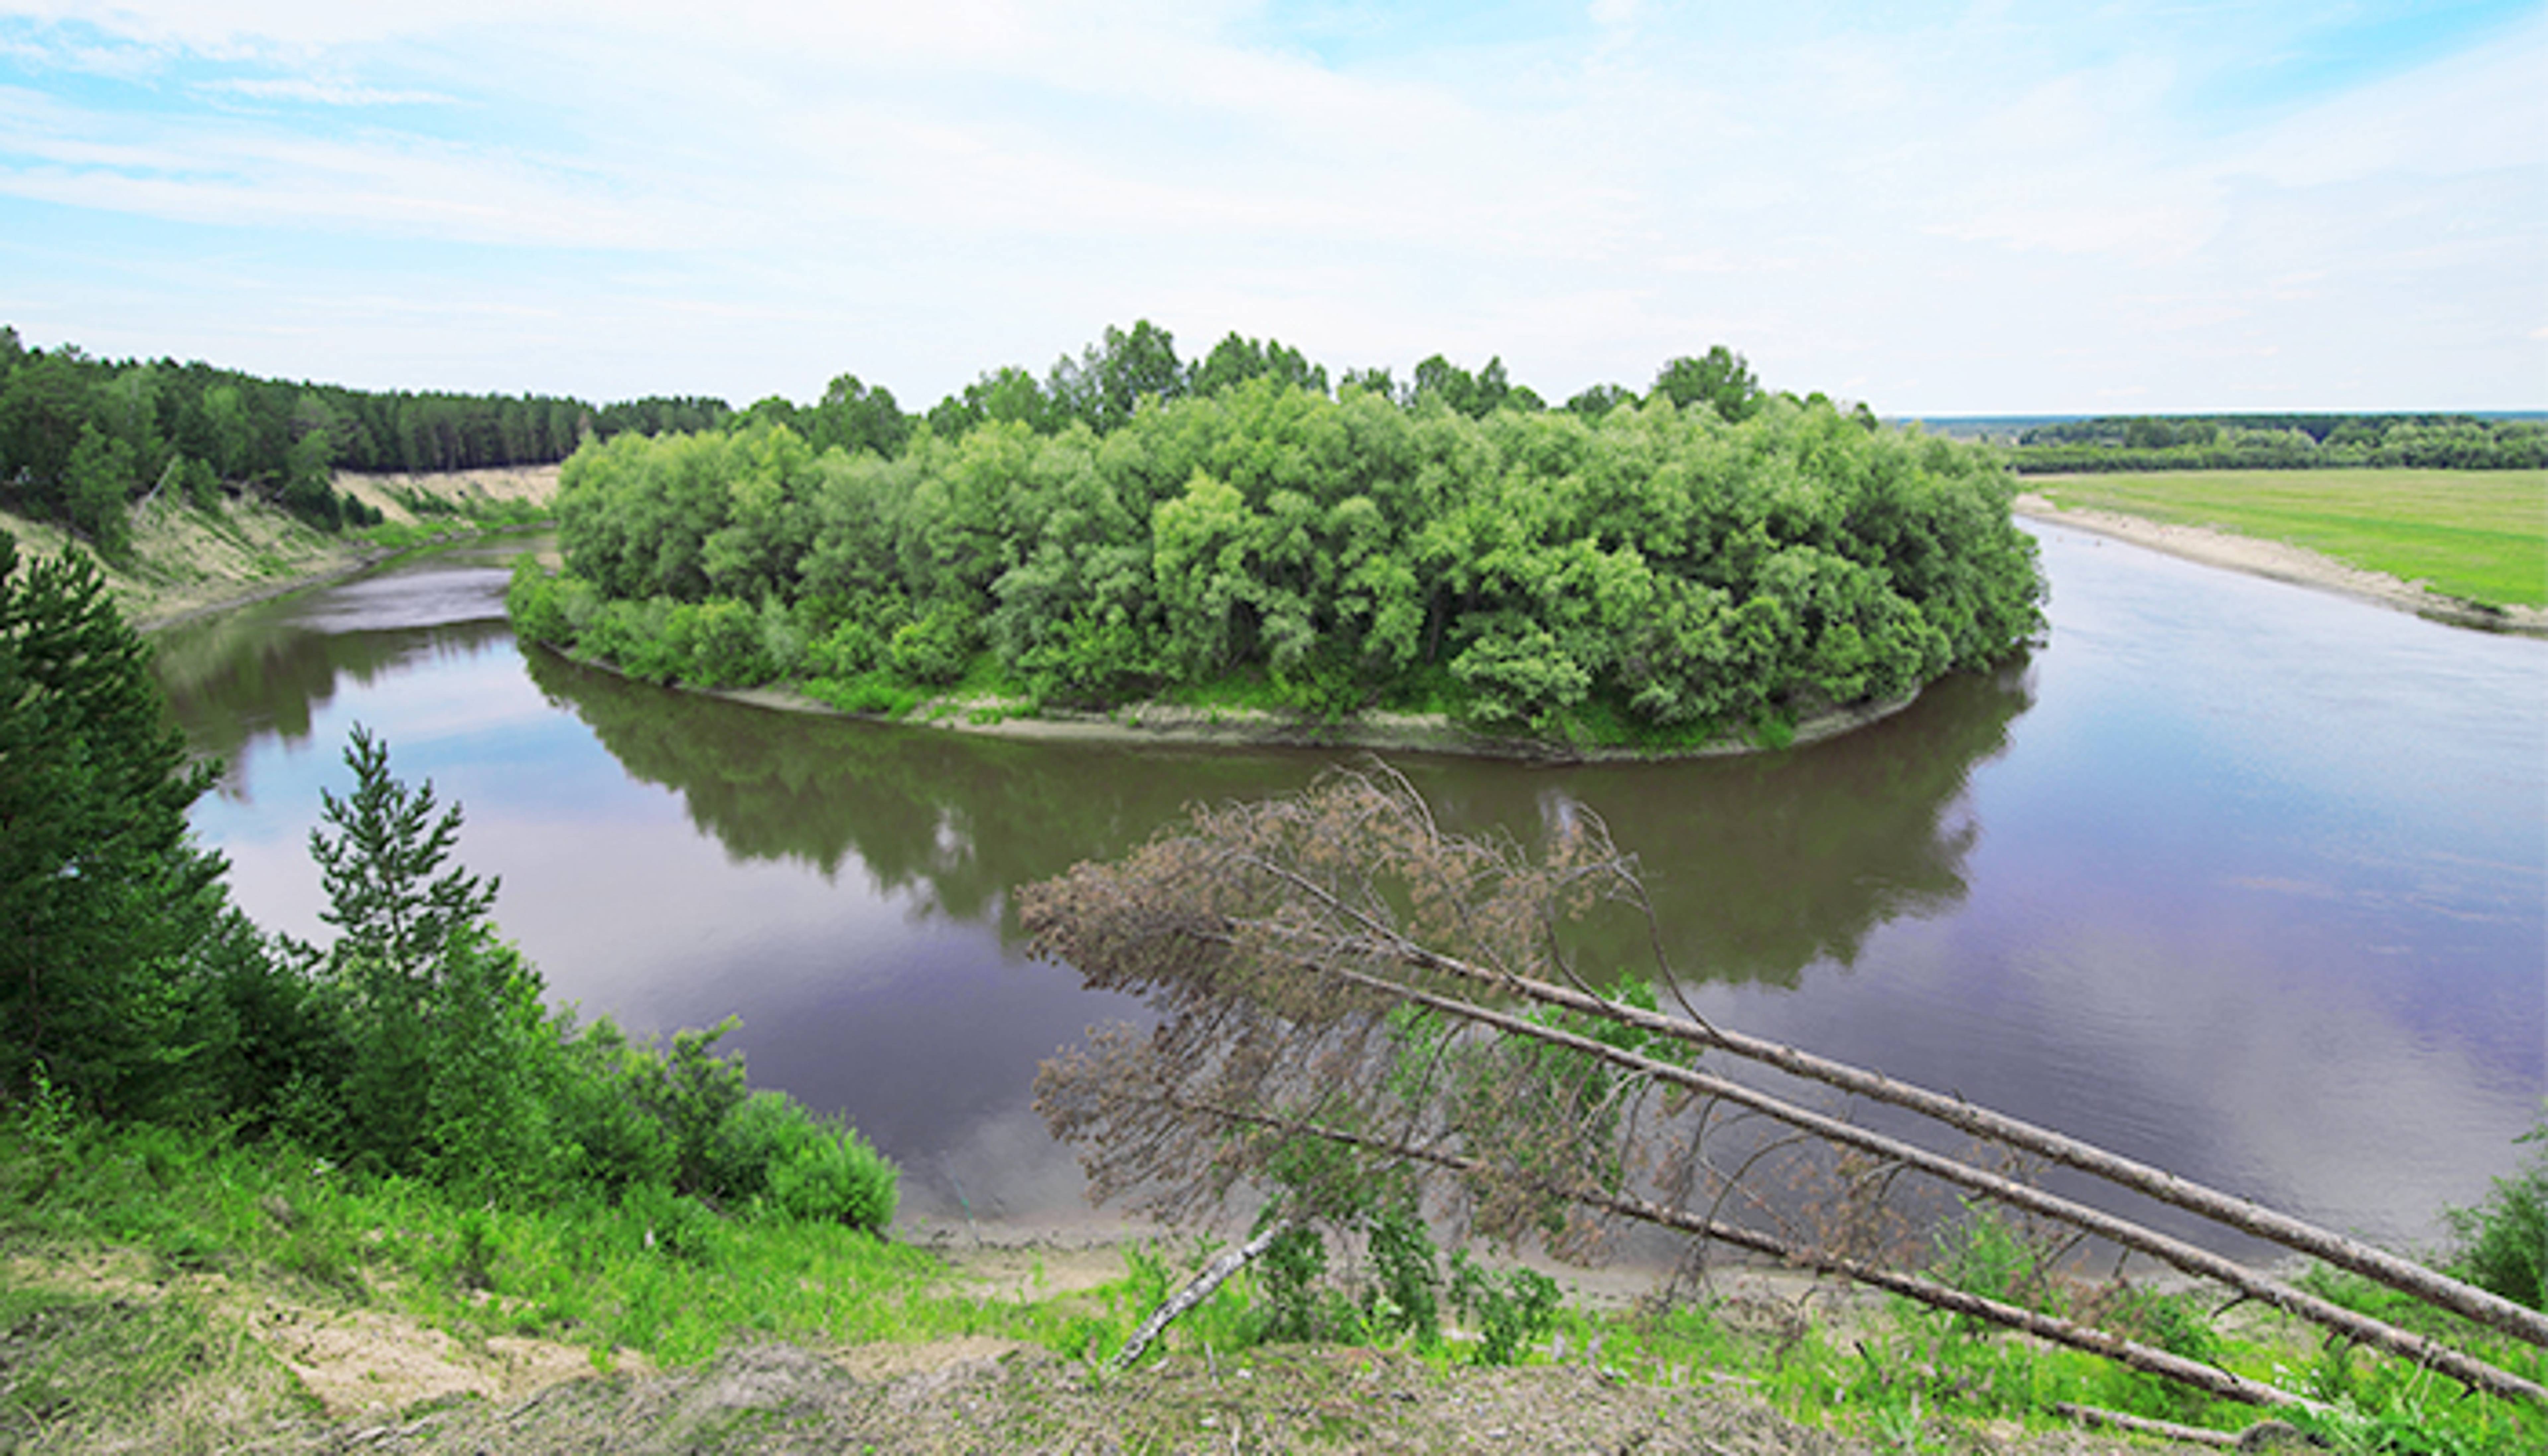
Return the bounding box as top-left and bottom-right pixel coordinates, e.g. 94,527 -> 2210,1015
1175,1097 -> 2313,1411
1112,1223 -> 1288,1370
1374,928 -> 2548,1347
1023,767 -> 2546,1412
1301,957 -> 2542,1404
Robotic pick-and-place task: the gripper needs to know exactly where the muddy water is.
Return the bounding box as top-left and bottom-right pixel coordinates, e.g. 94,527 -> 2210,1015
154,527 -> 2546,1253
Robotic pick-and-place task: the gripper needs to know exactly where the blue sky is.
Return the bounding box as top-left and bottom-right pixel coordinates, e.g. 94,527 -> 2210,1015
1,1 -> 2539,413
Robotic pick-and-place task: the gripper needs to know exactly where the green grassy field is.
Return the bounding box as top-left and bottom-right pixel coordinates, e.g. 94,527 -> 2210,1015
2030,468 -> 2547,610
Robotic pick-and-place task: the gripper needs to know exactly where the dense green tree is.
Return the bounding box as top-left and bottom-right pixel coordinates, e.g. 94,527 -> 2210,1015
1337,366 -> 1403,405
523,377 -> 2042,744
301,724 -> 551,1185
1049,319 -> 1186,432
0,351 -> 99,515
1564,383 -> 1637,418
927,365 -> 1061,438
62,427 -> 136,557
1189,332 -> 1329,398
1653,345 -> 1762,422
0,533 -> 226,1115
805,373 -> 909,458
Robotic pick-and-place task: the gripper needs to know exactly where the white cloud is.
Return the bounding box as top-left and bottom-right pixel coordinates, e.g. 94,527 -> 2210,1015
0,1 -> 2537,408
198,76 -> 452,107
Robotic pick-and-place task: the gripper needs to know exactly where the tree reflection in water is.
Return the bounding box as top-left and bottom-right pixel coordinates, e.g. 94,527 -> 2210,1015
520,645 -> 2034,991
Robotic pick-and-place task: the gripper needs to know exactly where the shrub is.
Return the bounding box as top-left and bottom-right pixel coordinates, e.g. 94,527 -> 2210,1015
2445,1120 -> 2547,1311
763,1114 -> 897,1231
887,599 -> 977,685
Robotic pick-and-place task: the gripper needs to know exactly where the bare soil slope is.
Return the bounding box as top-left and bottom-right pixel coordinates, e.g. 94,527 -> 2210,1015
0,464 -> 557,628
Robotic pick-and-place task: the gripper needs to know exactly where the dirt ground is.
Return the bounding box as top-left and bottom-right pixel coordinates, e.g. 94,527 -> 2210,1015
332,464 -> 561,526
284,1338 -> 2260,1456
5,1239 -> 2279,1454
0,464 -> 560,631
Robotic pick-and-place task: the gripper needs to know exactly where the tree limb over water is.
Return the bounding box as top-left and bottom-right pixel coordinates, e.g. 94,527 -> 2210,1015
1024,766 -> 2544,1405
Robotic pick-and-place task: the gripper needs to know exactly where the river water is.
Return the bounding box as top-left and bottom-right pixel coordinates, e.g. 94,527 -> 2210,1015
152,524 -> 2546,1257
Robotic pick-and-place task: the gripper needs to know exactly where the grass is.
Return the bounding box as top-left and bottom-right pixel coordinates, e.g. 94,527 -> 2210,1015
2031,468 -> 2547,609
9,1115 -> 2540,1453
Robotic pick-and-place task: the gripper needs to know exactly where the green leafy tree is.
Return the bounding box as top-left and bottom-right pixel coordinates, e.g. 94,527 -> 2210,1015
1653,345 -> 1762,422
63,426 -> 135,559
1050,320 -> 1186,432
1564,382 -> 1636,417
0,351 -> 101,516
1189,332 -> 1329,398
927,365 -> 1060,437
805,373 -> 909,458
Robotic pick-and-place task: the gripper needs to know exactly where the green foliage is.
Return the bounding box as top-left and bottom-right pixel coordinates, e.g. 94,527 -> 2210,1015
2011,413 -> 2545,473
63,426 -> 134,558
1929,1203 -> 2057,1315
2442,1118 -> 2548,1312
0,534 -> 226,1117
294,726 -> 565,1192
0,332 -> 631,531
1652,345 -> 1763,422
518,376 -> 2043,745
1252,1222 -> 1333,1344
885,599 -> 978,685
1446,1251 -> 1561,1366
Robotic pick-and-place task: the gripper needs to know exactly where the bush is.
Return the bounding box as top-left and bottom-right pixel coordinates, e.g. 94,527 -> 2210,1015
707,1090 -> 897,1232
2445,1121 -> 2547,1311
763,1114 -> 897,1231
886,600 -> 977,685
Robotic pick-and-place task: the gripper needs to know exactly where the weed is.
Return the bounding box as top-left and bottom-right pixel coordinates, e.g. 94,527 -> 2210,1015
2442,1116 -> 2546,1312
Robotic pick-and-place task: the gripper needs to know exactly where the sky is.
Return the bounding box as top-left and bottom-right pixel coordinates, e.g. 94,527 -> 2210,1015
1,1 -> 2541,415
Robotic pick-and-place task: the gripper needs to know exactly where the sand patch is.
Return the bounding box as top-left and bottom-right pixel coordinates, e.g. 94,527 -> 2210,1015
2015,493 -> 2546,636
336,464 -> 561,524
244,1300 -> 634,1417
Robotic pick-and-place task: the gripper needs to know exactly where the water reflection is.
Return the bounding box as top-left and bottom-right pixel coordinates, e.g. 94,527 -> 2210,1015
521,646 -> 2031,989
150,526 -> 2543,1248
151,542 -> 533,790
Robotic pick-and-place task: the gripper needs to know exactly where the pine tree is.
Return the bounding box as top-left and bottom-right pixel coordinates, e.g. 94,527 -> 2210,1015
0,532 -> 224,1113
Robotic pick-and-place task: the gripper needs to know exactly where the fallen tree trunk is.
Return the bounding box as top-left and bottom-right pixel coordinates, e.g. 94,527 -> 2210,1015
1294,954 -> 2545,1405
1185,1098 -> 2316,1412
1112,1223 -> 1288,1370
1324,913 -> 2548,1349
1021,769 -> 2543,1411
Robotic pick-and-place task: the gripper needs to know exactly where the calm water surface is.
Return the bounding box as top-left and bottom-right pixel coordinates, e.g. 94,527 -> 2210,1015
153,527 -> 2546,1253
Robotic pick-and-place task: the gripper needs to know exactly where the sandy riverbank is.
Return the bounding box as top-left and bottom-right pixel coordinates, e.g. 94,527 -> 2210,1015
639,672 -> 1920,762
1,464 -> 562,630
2013,493 -> 2547,637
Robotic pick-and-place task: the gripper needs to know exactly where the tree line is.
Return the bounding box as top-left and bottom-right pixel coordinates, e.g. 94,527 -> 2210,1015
0,314 -> 1810,573
0,533 -> 895,1231
2007,413 -> 2546,472
510,342 -> 2043,747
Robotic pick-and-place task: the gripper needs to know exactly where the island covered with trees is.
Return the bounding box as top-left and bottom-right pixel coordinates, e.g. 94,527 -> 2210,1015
507,329 -> 2046,751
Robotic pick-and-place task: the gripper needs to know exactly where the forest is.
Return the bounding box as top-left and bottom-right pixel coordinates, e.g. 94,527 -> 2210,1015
509,336 -> 2042,748
2006,412 -> 2546,472
0,327 -> 637,547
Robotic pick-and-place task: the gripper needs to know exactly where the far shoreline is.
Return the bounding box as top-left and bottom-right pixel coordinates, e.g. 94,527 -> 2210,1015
2011,493 -> 2547,638
537,643 -> 1925,763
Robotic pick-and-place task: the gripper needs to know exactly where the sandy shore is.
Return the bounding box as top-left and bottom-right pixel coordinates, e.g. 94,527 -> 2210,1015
2014,493 -> 2546,637
6,465 -> 563,631
653,674 -> 1919,762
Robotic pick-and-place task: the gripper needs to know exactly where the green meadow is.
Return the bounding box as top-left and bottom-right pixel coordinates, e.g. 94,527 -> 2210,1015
2031,468 -> 2546,610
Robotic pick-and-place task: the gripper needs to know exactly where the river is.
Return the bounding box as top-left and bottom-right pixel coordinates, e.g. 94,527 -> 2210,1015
151,523 -> 2547,1259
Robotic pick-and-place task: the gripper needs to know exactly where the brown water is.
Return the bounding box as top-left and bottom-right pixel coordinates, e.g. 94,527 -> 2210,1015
155,526 -> 2547,1254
